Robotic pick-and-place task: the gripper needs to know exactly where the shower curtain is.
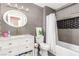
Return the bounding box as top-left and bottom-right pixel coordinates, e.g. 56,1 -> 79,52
46,13 -> 58,54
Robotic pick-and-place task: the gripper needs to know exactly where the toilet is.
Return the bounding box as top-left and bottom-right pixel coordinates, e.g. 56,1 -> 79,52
36,36 -> 50,56
40,43 -> 50,51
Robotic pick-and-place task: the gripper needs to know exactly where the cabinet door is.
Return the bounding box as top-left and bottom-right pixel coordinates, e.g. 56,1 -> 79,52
0,43 -> 34,56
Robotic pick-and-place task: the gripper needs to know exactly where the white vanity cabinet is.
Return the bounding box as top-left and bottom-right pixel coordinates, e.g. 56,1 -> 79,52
0,35 -> 34,56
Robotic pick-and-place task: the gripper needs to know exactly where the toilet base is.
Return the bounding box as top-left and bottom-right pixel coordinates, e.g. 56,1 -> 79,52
40,49 -> 48,56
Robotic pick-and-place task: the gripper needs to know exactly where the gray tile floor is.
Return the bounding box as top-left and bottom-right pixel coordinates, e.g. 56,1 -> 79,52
48,51 -> 55,56
38,51 -> 55,56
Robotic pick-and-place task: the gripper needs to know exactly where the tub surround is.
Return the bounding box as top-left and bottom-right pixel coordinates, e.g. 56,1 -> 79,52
56,3 -> 79,46
57,16 -> 79,46
55,3 -> 79,56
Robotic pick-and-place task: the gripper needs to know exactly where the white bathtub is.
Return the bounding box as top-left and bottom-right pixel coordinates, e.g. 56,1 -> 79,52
55,41 -> 79,56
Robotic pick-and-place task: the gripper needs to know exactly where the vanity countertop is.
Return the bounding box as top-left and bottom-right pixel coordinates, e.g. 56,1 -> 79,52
0,34 -> 34,41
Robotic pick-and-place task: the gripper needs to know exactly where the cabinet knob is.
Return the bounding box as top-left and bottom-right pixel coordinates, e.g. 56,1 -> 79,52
9,43 -> 12,45
26,46 -> 28,48
26,40 -> 28,42
0,47 -> 2,50
8,51 -> 12,53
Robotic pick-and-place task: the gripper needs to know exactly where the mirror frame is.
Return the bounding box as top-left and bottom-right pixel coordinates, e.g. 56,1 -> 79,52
3,10 -> 27,28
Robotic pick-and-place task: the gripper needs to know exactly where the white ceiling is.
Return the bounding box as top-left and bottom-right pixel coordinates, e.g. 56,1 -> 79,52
34,3 -> 73,10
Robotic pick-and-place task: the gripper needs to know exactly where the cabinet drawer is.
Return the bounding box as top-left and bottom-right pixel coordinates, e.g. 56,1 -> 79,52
0,41 -> 19,49
16,38 -> 34,44
0,38 -> 34,49
17,44 -> 34,54
0,48 -> 18,56
0,43 -> 34,56
6,48 -> 19,56
0,41 -> 10,49
0,50 -> 7,56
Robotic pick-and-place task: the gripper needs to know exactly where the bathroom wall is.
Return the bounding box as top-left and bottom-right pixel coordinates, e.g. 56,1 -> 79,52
0,4 -> 1,35
43,6 -> 55,33
56,3 -> 79,46
43,6 -> 55,31
56,3 -> 79,20
0,3 -> 43,36
44,6 -> 55,15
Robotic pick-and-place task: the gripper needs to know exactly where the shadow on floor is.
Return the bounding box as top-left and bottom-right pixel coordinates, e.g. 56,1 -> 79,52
48,51 -> 55,56
38,51 -> 55,56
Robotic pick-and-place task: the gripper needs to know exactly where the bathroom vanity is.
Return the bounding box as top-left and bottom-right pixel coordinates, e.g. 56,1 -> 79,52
0,35 -> 34,56
0,9 -> 35,56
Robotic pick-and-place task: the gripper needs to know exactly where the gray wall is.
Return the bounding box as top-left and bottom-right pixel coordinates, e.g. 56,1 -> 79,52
56,3 -> 79,46
56,4 -> 79,20
44,6 -> 55,15
0,4 -> 1,35
0,3 -> 43,36
43,6 -> 55,32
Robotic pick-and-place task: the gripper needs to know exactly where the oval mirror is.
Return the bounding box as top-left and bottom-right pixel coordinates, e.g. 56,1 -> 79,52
3,10 -> 27,28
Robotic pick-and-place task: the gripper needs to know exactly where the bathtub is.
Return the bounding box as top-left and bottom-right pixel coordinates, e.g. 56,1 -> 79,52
55,41 -> 79,56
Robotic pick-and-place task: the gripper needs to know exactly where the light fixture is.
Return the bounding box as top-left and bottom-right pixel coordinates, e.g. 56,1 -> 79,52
21,6 -> 24,9
7,3 -> 12,7
15,4 -> 18,8
25,8 -> 29,11
7,3 -> 11,6
7,3 -> 29,12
